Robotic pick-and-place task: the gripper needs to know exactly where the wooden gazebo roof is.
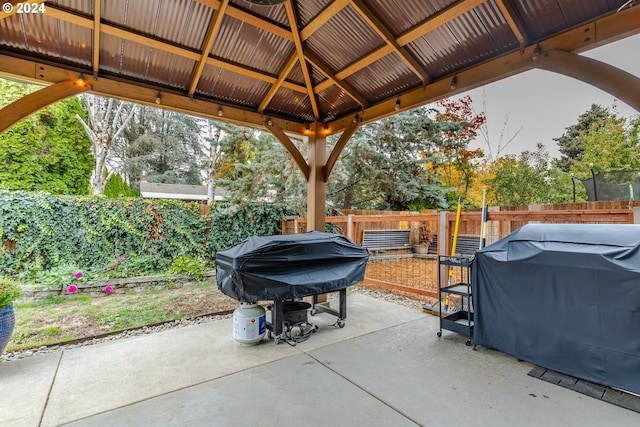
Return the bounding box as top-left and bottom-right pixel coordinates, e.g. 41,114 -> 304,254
1,0 -> 638,135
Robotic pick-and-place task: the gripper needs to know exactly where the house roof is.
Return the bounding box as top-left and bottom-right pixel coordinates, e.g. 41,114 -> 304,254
0,0 -> 638,136
139,181 -> 228,201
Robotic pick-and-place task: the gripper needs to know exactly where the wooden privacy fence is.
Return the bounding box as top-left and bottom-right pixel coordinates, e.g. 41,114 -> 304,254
282,205 -> 640,301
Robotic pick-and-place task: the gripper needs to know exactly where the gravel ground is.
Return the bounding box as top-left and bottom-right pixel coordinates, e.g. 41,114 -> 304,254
0,286 -> 425,362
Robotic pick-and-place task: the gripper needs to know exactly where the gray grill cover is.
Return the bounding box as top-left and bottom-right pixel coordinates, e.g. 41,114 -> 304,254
216,231 -> 369,302
472,224 -> 640,395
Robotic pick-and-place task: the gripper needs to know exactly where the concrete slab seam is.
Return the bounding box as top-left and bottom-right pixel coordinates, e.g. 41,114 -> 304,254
304,351 -> 423,427
38,351 -> 63,427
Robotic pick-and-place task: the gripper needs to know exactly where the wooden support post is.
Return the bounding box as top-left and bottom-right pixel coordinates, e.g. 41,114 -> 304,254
307,122 -> 326,232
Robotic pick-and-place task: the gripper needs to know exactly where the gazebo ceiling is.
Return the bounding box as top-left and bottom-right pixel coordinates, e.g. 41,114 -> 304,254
0,0 -> 639,135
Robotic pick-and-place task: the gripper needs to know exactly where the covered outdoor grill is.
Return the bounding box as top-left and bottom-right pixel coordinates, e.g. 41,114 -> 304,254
472,224 -> 640,395
216,231 -> 369,343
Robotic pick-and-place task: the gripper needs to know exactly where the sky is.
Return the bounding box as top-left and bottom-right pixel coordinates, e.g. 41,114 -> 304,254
459,33 -> 640,159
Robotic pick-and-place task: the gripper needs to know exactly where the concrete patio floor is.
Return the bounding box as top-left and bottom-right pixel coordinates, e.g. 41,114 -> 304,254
1,293 -> 639,426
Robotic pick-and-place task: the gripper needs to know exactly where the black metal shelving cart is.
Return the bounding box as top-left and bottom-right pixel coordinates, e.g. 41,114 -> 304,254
437,255 -> 474,346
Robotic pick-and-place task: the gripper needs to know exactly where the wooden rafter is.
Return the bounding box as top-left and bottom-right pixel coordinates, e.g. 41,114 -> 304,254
285,1 -> 320,120
92,0 -> 101,79
189,0 -> 229,97
258,52 -> 298,113
396,0 -> 487,46
349,0 -> 431,83
299,0 -> 350,41
194,0 -> 293,41
495,0 -> 528,50
42,4 -> 307,94
329,5 -> 640,134
304,51 -> 368,107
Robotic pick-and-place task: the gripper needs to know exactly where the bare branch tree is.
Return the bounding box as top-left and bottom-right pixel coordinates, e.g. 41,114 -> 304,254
76,95 -> 137,195
474,88 -> 523,161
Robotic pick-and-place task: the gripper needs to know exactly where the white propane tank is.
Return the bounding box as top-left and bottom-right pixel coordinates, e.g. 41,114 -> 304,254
232,302 -> 266,346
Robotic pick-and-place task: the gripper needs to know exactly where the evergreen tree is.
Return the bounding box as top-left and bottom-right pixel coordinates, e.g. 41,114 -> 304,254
121,107 -> 204,189
0,78 -> 93,194
554,104 -> 611,171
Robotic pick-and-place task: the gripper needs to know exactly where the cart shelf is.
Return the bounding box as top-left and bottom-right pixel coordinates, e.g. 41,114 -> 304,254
437,255 -> 474,347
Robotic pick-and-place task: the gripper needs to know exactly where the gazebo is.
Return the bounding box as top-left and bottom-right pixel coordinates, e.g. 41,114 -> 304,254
0,0 -> 639,228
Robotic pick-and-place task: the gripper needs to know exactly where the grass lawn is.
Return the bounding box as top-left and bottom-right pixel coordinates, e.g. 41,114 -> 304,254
7,283 -> 238,352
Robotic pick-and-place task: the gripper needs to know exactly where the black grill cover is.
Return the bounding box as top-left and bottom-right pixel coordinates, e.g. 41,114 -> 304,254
472,223 -> 640,395
215,231 -> 369,302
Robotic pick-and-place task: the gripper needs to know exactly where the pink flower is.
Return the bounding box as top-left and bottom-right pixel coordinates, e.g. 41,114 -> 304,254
67,285 -> 78,293
118,255 -> 125,261
74,272 -> 82,280
112,261 -> 118,268
104,285 -> 113,294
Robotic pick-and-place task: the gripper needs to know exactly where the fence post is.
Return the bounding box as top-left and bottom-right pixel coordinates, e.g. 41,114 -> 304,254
633,207 -> 640,224
347,214 -> 354,241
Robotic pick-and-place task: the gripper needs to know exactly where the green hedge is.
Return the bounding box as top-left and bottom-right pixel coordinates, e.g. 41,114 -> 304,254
0,191 -> 297,289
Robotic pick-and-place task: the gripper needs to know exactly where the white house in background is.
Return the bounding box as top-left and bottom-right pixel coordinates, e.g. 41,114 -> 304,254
139,180 -> 229,202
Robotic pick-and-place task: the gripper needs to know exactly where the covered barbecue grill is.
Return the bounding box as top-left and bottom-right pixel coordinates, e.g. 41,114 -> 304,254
216,231 -> 369,342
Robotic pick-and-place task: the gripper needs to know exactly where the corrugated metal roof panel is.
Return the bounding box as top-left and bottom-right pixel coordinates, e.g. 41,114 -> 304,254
512,0 -> 567,41
296,0 -> 334,27
155,0 -> 198,44
365,0 -> 438,36
0,15 -> 28,51
346,53 -> 421,104
99,33 -> 123,74
230,0 -> 289,27
21,14 -> 61,61
54,0 -> 91,14
124,0 -> 162,34
120,39 -> 153,80
558,0 -> 613,28
196,64 -> 270,108
59,20 -> 92,68
317,85 -> 361,120
101,0 -> 127,26
306,5 -> 384,72
146,50 -> 194,90
178,2 -> 214,50
265,86 -> 314,122
285,60 -> 306,85
213,16 -> 294,76
474,1 -> 520,50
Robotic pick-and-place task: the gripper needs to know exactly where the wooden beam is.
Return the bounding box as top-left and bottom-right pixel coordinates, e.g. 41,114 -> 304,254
285,1 -> 320,120
304,50 -> 369,107
396,0 -> 487,46
532,49 -> 640,112
349,0 -> 431,83
92,0 -> 101,79
194,0 -> 293,41
189,0 -> 229,97
300,0 -> 350,41
0,79 -> 90,134
258,52 -> 298,113
325,118 -> 360,182
265,120 -> 310,180
329,5 -> 640,134
0,54 -> 308,135
42,4 -> 308,94
495,0 -> 528,49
